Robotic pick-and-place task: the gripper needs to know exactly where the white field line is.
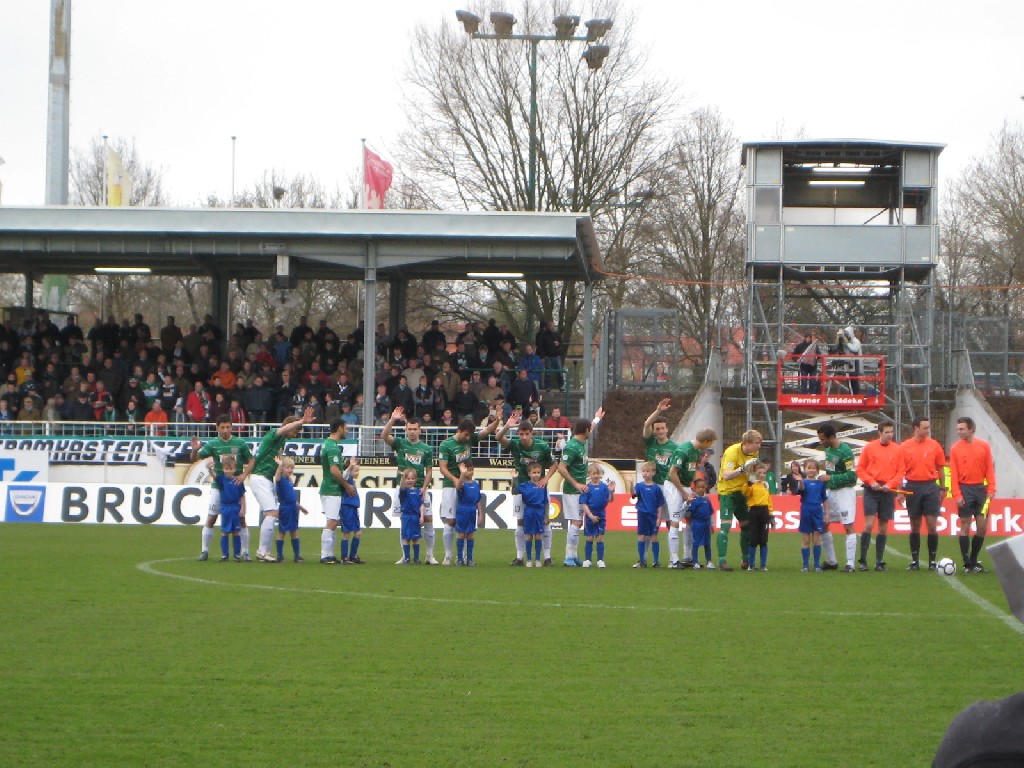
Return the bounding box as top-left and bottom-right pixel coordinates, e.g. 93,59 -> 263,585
884,545 -> 1024,636
138,557 -> 997,622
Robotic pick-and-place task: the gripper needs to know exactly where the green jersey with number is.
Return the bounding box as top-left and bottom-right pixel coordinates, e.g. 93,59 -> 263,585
508,437 -> 553,487
392,436 -> 434,485
561,436 -> 588,494
320,438 -> 346,496
438,434 -> 480,488
823,441 -> 857,489
197,436 -> 252,477
644,436 -> 678,485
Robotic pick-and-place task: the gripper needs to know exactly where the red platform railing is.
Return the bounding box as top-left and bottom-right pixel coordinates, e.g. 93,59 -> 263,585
776,353 -> 886,410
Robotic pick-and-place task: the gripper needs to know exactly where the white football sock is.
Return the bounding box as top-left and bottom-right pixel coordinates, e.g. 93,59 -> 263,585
668,527 -> 680,562
542,525 -> 552,559
321,528 -> 335,560
443,523 -> 455,558
682,524 -> 693,560
846,533 -> 857,566
259,515 -> 276,554
822,531 -> 836,563
514,526 -> 526,559
239,527 -> 250,555
201,526 -> 213,553
423,522 -> 436,557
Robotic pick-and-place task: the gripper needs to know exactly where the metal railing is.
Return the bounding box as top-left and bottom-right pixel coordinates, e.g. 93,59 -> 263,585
0,420 -> 575,460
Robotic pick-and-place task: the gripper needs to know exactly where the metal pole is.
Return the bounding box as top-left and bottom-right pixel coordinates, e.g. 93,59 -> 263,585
230,135 -> 236,206
528,39 -> 538,211
102,134 -> 108,206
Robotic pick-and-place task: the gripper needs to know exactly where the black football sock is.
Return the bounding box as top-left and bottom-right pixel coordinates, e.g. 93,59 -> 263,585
875,534 -> 887,563
927,534 -> 939,562
969,535 -> 986,565
959,535 -> 970,562
909,532 -> 920,562
859,532 -> 871,562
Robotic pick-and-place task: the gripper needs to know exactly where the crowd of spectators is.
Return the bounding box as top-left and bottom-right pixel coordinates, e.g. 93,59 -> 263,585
0,310 -> 568,432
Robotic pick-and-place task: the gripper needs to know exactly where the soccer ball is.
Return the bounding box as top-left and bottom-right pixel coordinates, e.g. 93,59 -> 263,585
936,558 -> 957,576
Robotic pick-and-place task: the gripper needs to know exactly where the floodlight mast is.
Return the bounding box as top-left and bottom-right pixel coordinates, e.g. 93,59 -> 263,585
454,10 -> 613,212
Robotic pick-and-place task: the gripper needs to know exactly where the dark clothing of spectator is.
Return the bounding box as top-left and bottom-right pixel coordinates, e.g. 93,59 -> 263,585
243,383 -> 274,423
508,377 -> 539,411
390,383 -> 415,415
450,389 -> 479,420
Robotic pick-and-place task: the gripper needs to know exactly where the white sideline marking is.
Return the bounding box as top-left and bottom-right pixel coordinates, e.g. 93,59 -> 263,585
137,558 -> 992,621
885,545 -> 1024,636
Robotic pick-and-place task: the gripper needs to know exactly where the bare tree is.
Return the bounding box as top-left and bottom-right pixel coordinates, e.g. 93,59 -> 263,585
637,108 -> 745,363
950,123 -> 1024,320
396,0 -> 673,347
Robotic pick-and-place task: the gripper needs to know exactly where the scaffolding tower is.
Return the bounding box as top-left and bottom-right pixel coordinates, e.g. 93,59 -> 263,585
740,139 -> 944,467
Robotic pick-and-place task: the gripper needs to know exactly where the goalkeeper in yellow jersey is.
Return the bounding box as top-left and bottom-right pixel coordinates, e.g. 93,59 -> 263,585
716,430 -> 763,571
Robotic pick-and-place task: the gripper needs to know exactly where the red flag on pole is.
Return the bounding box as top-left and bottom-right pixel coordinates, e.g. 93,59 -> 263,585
363,146 -> 393,209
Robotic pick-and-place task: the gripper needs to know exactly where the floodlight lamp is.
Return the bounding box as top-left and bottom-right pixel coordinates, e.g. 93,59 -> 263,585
584,18 -> 613,41
553,15 -> 580,39
490,11 -> 516,37
581,44 -> 610,70
455,10 -> 481,34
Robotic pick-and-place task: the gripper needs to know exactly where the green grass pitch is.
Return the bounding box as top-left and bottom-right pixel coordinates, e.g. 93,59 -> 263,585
1,524 -> 1021,767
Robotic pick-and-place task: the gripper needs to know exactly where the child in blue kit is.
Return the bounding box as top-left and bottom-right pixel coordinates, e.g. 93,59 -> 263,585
581,462 -> 615,568
340,462 -> 364,564
397,468 -> 424,564
798,458 -> 830,572
275,457 -> 308,562
632,461 -> 667,568
518,461 -> 554,568
686,476 -> 715,569
216,455 -> 247,561
455,461 -> 485,566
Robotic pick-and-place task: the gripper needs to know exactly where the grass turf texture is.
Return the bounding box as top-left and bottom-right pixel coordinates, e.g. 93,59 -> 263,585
1,525 -> 1021,767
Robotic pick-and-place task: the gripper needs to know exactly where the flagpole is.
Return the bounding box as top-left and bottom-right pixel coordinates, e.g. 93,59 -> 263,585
359,137 -> 367,209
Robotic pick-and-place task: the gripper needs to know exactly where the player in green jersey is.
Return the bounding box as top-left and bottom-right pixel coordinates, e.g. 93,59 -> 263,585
667,427 -> 718,567
817,423 -> 859,571
319,419 -> 358,564
382,406 -> 437,564
497,409 -> 556,565
191,414 -> 256,561
250,407 -> 315,562
437,416 -> 500,565
642,399 -> 678,568
555,407 -> 605,566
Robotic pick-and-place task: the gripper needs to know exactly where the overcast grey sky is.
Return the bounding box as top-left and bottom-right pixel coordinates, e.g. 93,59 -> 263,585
1,0 -> 1021,207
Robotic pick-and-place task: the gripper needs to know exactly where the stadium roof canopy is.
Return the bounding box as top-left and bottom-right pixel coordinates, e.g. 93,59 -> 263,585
0,206 -> 602,284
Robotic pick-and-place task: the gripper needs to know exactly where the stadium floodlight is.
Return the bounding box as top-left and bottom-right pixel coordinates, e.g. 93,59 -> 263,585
455,10 -> 481,34
467,271 -> 524,279
94,267 -> 153,274
490,11 -> 516,37
584,18 -> 613,41
460,9 -> 614,211
553,15 -> 580,39
581,44 -> 610,70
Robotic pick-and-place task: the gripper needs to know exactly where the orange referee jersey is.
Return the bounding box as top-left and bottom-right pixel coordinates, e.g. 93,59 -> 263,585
900,436 -> 946,482
856,439 -> 906,489
948,438 -> 996,500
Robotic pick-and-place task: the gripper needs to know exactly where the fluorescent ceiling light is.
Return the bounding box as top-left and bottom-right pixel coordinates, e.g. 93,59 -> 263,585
467,271 -> 524,279
94,266 -> 153,274
807,180 -> 866,187
811,166 -> 871,174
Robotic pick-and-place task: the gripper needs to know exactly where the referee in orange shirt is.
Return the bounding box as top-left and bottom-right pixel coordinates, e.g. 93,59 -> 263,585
855,420 -> 906,571
949,416 -> 997,573
901,417 -> 947,571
